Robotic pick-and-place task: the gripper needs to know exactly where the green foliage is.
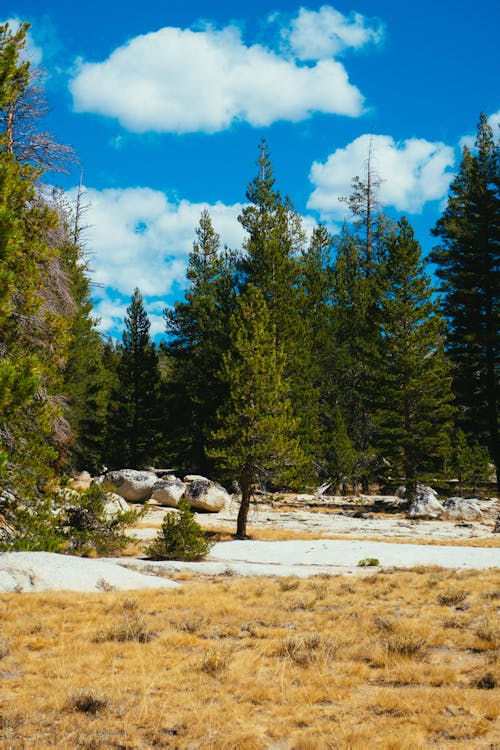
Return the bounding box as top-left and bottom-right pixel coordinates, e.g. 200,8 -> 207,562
358,558 -> 379,567
0,483 -> 139,556
211,285 -> 305,537
63,483 -> 140,557
146,497 -> 213,560
431,113 -> 500,487
370,218 -> 455,491
164,210 -> 234,473
105,288 -> 163,468
449,429 -> 492,488
238,142 -> 317,479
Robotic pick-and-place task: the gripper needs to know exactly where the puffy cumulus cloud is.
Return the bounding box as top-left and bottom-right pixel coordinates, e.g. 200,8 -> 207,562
308,134 -> 455,221
2,17 -> 43,64
77,185 -> 246,296
70,185 -> 245,336
282,6 -> 384,61
69,22 -> 365,133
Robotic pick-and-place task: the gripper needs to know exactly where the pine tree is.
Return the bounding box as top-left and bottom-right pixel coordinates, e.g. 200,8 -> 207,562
333,156 -> 394,490
47,187 -> 112,473
299,223 -> 336,476
431,114 -> 500,489
371,218 -> 455,496
330,225 -> 376,488
238,140 -> 317,478
211,286 -> 305,538
164,210 -> 234,472
0,22 -> 71,494
107,289 -> 162,468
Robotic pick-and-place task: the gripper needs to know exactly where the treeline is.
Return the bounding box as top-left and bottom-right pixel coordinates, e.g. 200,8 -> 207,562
1,24 -> 499,532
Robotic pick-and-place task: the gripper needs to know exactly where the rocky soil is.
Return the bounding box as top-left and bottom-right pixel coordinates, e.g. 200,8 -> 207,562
131,491 -> 500,545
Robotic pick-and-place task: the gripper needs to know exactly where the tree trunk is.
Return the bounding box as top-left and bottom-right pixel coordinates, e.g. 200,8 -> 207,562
236,467 -> 252,539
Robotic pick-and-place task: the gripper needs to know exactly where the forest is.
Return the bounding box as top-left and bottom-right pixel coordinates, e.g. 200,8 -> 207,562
0,22 -> 499,549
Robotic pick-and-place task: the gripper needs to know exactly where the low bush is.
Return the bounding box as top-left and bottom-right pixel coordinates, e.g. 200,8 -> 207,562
0,483 -> 140,557
358,557 -> 380,567
146,498 -> 213,561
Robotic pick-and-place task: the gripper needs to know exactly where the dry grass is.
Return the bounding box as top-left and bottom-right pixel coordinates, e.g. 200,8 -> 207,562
0,568 -> 499,748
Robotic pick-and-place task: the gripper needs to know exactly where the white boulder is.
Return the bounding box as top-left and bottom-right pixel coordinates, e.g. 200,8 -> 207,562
408,487 -> 445,519
184,478 -> 230,512
103,470 -> 157,502
150,478 -> 186,507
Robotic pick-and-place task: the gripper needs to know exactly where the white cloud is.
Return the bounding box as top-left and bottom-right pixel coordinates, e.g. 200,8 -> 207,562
77,186 -> 246,297
308,133 -> 455,221
69,20 -> 366,134
282,6 -> 384,60
70,185 -> 245,335
2,17 -> 43,64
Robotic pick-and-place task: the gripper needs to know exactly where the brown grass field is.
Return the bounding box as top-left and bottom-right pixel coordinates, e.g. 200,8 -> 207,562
0,566 -> 499,749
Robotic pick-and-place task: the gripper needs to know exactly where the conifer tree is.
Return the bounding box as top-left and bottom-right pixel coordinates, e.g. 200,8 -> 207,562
334,156 -> 394,489
330,225 -> 376,488
238,140 -> 317,477
431,114 -> 500,488
0,22 -> 71,493
299,223 -> 336,476
212,286 -> 304,538
371,218 -> 455,496
47,188 -> 112,473
107,289 -> 162,468
164,210 -> 234,472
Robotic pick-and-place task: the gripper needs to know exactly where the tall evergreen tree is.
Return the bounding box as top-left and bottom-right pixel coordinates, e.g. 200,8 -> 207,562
48,188 -> 112,473
106,289 -> 161,468
330,224 -> 377,488
164,210 -> 234,472
299,223 -> 336,476
372,218 -> 455,496
0,22 -> 71,494
238,140 -> 317,478
211,286 -> 304,538
431,114 -> 500,488
333,156 -> 395,489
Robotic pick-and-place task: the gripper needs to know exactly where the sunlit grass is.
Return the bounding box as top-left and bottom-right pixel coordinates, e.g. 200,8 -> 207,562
0,568 -> 498,748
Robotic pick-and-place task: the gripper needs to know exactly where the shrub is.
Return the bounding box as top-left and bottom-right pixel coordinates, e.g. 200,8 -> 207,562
386,633 -> 427,658
358,557 -> 380,567
0,483 -> 140,556
437,588 -> 468,606
67,690 -> 108,714
146,499 -> 213,561
94,609 -> 155,644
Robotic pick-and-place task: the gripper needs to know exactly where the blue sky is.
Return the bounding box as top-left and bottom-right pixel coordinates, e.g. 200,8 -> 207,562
4,1 -> 500,337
